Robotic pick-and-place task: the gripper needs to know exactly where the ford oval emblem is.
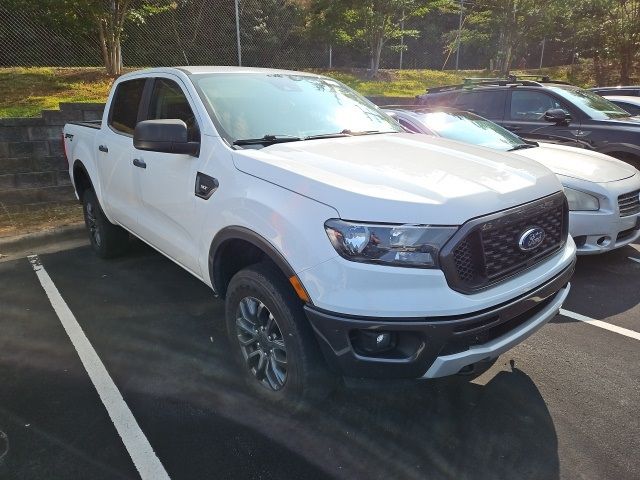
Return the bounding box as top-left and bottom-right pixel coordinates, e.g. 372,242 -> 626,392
518,227 -> 545,252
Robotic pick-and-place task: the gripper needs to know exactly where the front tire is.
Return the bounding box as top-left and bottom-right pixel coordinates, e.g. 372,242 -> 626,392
225,262 -> 335,405
82,189 -> 129,258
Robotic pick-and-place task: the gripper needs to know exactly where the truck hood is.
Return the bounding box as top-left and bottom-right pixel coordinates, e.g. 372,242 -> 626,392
514,143 -> 637,183
233,133 -> 562,224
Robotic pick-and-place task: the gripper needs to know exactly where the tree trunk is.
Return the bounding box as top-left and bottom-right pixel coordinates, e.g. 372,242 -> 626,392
96,19 -> 114,76
370,38 -> 383,78
620,45 -> 632,85
95,0 -> 128,76
593,53 -> 605,86
501,43 -> 513,76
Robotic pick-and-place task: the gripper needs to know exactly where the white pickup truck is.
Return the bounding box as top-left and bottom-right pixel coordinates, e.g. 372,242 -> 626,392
64,66 -> 576,403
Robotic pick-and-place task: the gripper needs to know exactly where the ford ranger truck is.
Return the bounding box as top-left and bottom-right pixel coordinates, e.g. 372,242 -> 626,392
63,67 -> 576,403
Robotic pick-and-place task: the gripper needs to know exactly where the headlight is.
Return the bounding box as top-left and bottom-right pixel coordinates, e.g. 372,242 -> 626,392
324,219 -> 458,268
563,187 -> 599,211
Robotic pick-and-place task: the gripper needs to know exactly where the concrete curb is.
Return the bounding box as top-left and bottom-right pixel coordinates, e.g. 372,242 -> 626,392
0,223 -> 85,255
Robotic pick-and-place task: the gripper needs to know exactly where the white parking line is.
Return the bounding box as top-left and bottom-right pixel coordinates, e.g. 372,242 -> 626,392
628,256 -> 640,264
27,255 -> 171,480
560,308 -> 640,341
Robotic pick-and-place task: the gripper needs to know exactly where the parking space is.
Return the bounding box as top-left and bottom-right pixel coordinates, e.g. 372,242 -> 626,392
1,239 -> 639,480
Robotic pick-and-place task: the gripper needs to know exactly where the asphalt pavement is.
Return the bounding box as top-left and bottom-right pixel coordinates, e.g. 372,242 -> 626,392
0,238 -> 638,480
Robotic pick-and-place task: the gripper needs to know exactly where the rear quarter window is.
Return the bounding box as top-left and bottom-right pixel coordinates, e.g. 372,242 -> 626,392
451,90 -> 507,120
109,79 -> 147,135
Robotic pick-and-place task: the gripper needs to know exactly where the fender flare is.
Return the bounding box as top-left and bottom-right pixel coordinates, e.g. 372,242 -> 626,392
71,159 -> 95,198
208,226 -> 296,295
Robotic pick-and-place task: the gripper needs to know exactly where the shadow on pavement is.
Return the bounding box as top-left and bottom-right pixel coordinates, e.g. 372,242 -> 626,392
16,241 -> 560,480
555,244 -> 640,321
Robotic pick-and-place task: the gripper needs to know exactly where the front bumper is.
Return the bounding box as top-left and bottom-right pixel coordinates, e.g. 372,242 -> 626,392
571,211 -> 640,254
565,173 -> 640,255
305,260 -> 574,379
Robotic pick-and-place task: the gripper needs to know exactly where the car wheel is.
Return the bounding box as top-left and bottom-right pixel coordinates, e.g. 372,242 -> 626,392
225,262 -> 335,405
82,189 -> 129,258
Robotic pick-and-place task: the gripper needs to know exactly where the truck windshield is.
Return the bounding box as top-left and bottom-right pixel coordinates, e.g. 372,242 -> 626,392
416,111 -> 529,151
192,73 -> 402,145
548,86 -> 631,120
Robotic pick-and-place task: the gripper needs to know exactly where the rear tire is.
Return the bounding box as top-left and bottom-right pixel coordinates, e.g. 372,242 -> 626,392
82,189 -> 129,258
225,262 -> 336,406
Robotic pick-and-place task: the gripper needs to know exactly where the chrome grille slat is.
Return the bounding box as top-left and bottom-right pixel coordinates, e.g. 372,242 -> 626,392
618,189 -> 640,217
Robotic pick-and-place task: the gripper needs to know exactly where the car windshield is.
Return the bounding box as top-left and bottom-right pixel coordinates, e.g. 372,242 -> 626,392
192,73 -> 402,145
415,111 -> 528,151
549,86 -> 631,119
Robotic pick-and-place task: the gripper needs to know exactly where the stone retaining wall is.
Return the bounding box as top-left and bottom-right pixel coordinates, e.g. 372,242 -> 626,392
0,103 -> 104,213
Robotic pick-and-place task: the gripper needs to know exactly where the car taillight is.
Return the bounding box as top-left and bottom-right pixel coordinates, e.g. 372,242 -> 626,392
61,133 -> 68,166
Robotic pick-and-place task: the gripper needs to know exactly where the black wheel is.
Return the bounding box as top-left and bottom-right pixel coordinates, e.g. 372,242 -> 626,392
82,189 -> 129,258
225,262 -> 335,405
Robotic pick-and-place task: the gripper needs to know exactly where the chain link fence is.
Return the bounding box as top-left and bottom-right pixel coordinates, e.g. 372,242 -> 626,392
0,1 -> 463,71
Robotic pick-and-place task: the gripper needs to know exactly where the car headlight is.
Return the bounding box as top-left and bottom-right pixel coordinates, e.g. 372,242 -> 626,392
324,219 -> 458,268
563,187 -> 599,211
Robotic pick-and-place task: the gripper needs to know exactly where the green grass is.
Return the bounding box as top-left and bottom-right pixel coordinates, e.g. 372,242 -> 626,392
0,67 -> 116,118
312,68 -> 484,97
0,64 -> 597,118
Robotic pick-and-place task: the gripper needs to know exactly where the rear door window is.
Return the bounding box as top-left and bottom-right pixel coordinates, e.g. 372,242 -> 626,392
451,90 -> 507,120
109,79 -> 146,135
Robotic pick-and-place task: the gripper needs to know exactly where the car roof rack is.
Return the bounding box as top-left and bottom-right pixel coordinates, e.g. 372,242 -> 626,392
425,74 -> 571,94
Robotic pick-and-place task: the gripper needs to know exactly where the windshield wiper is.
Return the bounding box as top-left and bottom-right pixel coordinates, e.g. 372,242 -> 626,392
233,129 -> 398,146
304,129 -> 353,140
233,134 -> 303,146
509,144 -> 537,151
342,129 -> 398,136
306,129 -> 398,140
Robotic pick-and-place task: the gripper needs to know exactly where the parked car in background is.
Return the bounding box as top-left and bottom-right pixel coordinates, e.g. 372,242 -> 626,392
601,96 -> 640,116
591,86 -> 640,97
63,67 -> 576,403
416,76 -> 640,169
386,106 -> 640,255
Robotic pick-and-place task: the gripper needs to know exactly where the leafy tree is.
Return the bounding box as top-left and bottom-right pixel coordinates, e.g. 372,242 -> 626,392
568,0 -> 640,84
309,0 -> 452,76
455,0 -> 560,75
7,0 -> 172,75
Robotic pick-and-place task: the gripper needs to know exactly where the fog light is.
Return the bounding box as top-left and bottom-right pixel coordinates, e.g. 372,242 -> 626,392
351,330 -> 396,354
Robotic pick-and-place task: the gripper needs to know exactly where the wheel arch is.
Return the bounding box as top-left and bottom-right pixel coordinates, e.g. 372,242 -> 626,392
72,160 -> 95,201
208,226 -> 300,300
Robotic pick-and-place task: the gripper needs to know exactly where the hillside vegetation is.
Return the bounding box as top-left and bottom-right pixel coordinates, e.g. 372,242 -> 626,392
0,64 -> 597,118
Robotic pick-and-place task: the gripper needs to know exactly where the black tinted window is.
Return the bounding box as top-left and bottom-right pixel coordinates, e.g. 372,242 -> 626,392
398,118 -> 422,133
451,91 -> 506,120
148,78 -> 199,142
510,90 -> 567,120
109,79 -> 146,135
615,102 -> 640,116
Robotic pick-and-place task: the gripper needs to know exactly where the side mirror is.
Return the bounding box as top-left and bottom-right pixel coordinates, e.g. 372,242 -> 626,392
133,119 -> 199,156
543,108 -> 571,124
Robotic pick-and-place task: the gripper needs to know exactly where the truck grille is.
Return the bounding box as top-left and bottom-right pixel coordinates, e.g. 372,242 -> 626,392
618,189 -> 640,217
440,192 -> 568,294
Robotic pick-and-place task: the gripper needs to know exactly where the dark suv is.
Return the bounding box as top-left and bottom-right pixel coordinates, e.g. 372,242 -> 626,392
416,76 -> 640,168
591,86 -> 640,97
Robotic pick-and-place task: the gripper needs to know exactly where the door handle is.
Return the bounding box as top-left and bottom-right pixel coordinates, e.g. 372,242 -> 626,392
133,158 -> 146,169
504,125 -> 521,131
98,144 -> 109,153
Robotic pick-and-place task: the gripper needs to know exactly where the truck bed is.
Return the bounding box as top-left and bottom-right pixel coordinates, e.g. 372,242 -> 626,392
68,120 -> 101,130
